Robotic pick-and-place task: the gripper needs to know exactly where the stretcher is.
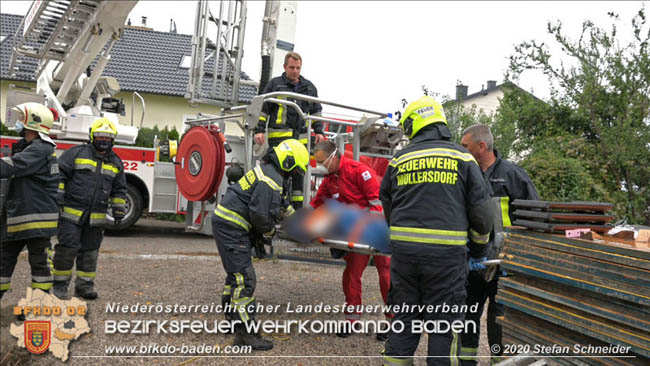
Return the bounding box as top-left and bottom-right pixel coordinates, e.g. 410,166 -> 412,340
312,236 -> 503,268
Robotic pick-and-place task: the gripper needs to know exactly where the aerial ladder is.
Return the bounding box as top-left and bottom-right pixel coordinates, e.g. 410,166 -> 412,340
8,0 -> 139,143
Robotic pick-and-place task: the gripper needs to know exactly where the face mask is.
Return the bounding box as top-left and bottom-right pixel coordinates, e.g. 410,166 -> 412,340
312,164 -> 329,175
15,122 -> 24,135
314,149 -> 337,175
93,139 -> 112,152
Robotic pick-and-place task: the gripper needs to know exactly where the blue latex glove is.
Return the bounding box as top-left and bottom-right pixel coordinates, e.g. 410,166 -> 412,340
468,257 -> 487,271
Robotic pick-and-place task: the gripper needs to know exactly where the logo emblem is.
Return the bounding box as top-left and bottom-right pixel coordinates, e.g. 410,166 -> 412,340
25,321 -> 51,354
189,151 -> 202,176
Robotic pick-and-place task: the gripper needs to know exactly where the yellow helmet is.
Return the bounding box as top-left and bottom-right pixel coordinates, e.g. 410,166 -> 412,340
89,118 -> 118,142
400,96 -> 447,139
12,102 -> 57,135
273,139 -> 310,174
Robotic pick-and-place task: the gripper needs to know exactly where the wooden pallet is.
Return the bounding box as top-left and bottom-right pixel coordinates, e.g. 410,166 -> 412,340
498,230 -> 650,365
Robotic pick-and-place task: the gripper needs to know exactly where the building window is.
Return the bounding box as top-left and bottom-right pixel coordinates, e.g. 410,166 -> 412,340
179,55 -> 191,69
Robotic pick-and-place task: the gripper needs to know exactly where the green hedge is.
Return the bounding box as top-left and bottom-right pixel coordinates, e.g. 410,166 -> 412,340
133,125 -> 184,221
0,122 -> 19,136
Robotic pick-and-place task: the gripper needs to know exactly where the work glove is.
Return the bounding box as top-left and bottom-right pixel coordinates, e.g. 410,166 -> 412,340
112,206 -> 125,223
253,240 -> 267,259
329,248 -> 347,259
253,227 -> 276,259
252,233 -> 269,259
281,205 -> 295,219
468,256 -> 487,272
262,227 -> 276,241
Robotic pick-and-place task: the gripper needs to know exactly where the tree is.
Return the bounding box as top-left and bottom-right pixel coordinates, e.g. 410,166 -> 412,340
520,134 -> 610,204
507,5 -> 650,224
418,82 -> 520,158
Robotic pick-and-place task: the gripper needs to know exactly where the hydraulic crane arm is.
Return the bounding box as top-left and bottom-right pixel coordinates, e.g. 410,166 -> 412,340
10,0 -> 137,112
9,0 -> 139,144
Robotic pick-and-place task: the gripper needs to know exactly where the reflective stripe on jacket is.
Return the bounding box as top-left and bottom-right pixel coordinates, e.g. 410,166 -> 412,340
255,73 -> 324,136
483,149 -> 539,229
379,128 -> 493,263
214,162 -> 287,235
58,144 -> 127,226
1,138 -> 59,240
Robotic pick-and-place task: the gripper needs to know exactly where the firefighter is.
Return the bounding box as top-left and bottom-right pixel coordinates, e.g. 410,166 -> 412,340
253,52 -> 325,209
213,139 -> 309,351
1,103 -> 59,299
459,124 -> 539,365
310,140 -> 392,340
380,96 -> 493,366
52,118 -> 127,300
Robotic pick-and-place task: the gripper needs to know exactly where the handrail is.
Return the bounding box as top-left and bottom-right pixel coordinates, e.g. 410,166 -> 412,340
263,98 -> 362,127
260,91 -> 386,117
131,91 -> 145,127
184,114 -> 245,125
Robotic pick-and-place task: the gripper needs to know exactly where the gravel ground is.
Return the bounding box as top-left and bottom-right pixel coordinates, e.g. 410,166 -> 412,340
0,219 -> 491,366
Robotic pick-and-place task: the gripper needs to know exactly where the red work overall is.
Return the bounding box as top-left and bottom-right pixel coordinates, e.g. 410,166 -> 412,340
311,155 -> 392,321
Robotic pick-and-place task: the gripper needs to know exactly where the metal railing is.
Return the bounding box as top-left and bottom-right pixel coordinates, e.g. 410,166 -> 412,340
240,91 -> 403,202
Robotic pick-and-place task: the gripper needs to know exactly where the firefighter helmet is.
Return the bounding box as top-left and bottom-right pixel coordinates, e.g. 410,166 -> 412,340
12,102 -> 58,135
273,139 -> 309,174
89,118 -> 118,142
400,96 -> 447,139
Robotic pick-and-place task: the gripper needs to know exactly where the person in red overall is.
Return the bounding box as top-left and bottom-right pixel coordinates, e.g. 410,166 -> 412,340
310,140 -> 392,341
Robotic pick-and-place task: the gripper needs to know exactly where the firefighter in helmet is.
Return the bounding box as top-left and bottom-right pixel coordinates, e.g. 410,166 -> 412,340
1,103 -> 59,299
212,139 -> 308,351
52,118 -> 127,299
379,96 -> 493,366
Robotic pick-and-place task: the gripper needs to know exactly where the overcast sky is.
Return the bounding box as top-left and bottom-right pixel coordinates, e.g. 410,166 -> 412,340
2,1 -> 645,117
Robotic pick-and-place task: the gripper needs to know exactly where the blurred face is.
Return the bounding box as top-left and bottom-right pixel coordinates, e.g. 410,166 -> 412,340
460,133 -> 485,161
23,129 -> 38,142
284,57 -> 302,83
314,149 -> 339,174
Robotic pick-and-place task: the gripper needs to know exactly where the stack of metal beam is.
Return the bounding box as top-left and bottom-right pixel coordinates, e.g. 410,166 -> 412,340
511,200 -> 615,233
497,228 -> 650,366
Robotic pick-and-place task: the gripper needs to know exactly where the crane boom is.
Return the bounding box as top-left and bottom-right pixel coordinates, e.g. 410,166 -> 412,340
9,0 -> 139,144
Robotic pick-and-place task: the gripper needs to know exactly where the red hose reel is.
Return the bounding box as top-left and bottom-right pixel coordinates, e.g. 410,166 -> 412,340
175,125 -> 227,201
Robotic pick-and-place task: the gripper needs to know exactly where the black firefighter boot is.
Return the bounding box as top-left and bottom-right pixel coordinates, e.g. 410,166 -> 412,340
53,280 -> 70,300
74,279 -> 98,300
234,323 -> 273,351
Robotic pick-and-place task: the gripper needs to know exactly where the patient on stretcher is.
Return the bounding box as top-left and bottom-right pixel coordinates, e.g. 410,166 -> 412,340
284,200 -> 391,254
